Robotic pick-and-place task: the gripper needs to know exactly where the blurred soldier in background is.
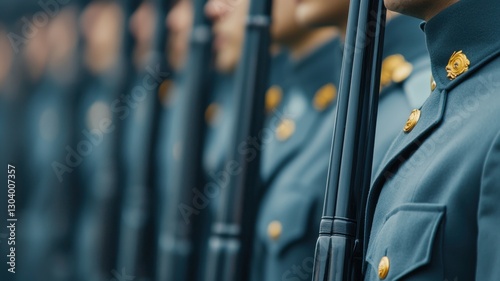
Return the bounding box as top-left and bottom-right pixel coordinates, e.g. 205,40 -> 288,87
154,0 -> 194,279
116,1 -> 163,280
207,0 -> 342,280
73,1 -> 125,280
248,0 -> 342,279
17,6 -> 81,281
295,0 -> 432,169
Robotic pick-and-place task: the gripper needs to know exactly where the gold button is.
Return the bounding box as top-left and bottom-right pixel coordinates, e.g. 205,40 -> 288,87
275,119 -> 295,141
266,86 -> 282,113
378,256 -> 390,280
205,103 -> 220,126
267,221 -> 282,241
431,76 -> 437,91
313,83 -> 337,111
446,50 -> 470,80
158,80 -> 174,106
403,109 -> 421,133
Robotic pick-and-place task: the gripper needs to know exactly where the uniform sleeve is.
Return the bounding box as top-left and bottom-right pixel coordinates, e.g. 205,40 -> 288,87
476,130 -> 500,280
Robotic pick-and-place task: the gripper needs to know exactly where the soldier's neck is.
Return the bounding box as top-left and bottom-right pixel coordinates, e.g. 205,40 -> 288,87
289,27 -> 339,61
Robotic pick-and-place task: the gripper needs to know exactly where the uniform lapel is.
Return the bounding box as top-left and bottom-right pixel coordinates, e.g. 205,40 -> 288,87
373,90 -> 447,185
363,89 -> 448,261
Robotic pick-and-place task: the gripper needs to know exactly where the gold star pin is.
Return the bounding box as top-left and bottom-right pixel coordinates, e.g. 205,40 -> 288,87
313,83 -> 337,111
446,50 -> 470,80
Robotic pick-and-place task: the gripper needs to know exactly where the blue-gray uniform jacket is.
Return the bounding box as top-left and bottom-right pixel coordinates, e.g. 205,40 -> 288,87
252,37 -> 344,281
252,16 -> 432,281
203,73 -> 235,180
363,1 -> 500,280
117,57 -> 167,280
74,67 -> 124,281
17,74 -> 77,281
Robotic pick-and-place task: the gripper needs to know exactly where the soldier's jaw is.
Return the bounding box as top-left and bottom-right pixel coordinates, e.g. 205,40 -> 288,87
384,0 -> 460,21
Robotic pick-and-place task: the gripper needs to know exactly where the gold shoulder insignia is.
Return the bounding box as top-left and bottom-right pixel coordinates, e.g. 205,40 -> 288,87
380,54 -> 413,89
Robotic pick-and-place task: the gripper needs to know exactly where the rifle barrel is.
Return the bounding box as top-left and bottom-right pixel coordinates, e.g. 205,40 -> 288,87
203,0 -> 273,279
312,0 -> 386,280
156,0 -> 212,280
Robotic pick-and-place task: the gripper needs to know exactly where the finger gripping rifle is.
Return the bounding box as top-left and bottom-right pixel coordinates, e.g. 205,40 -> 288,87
312,0 -> 386,280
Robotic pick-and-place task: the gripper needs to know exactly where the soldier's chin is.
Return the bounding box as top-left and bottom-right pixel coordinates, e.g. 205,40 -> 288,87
295,3 -> 334,28
384,0 -> 406,14
383,0 -> 428,20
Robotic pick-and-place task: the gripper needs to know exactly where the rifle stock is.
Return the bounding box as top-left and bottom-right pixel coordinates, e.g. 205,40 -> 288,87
312,0 -> 386,280
203,0 -> 273,279
156,0 -> 212,280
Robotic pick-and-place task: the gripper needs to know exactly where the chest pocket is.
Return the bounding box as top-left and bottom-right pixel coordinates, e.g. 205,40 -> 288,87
258,190 -> 317,257
366,203 -> 445,280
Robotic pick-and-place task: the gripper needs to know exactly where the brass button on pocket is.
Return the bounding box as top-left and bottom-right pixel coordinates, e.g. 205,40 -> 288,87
378,256 -> 390,280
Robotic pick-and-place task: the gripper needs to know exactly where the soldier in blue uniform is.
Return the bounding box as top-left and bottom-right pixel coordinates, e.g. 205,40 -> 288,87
16,7 -> 81,281
204,1 -> 340,280
73,2 -> 126,280
362,0 -> 500,280
244,0 -> 342,280
154,1 -> 194,279
247,1 -> 433,281
116,1 -> 164,280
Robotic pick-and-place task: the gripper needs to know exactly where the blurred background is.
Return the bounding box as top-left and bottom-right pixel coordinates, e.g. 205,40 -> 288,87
0,0 -> 193,280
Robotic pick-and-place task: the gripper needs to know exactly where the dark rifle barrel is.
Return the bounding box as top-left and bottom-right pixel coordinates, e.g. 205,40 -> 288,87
203,0 -> 273,280
312,0 -> 386,280
156,0 -> 212,280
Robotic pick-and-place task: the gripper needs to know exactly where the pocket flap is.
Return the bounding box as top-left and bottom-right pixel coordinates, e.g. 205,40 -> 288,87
366,203 -> 445,280
258,191 -> 317,256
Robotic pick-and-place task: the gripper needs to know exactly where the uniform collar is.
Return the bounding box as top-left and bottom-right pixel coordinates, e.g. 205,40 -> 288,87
423,0 -> 500,91
289,36 -> 343,71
